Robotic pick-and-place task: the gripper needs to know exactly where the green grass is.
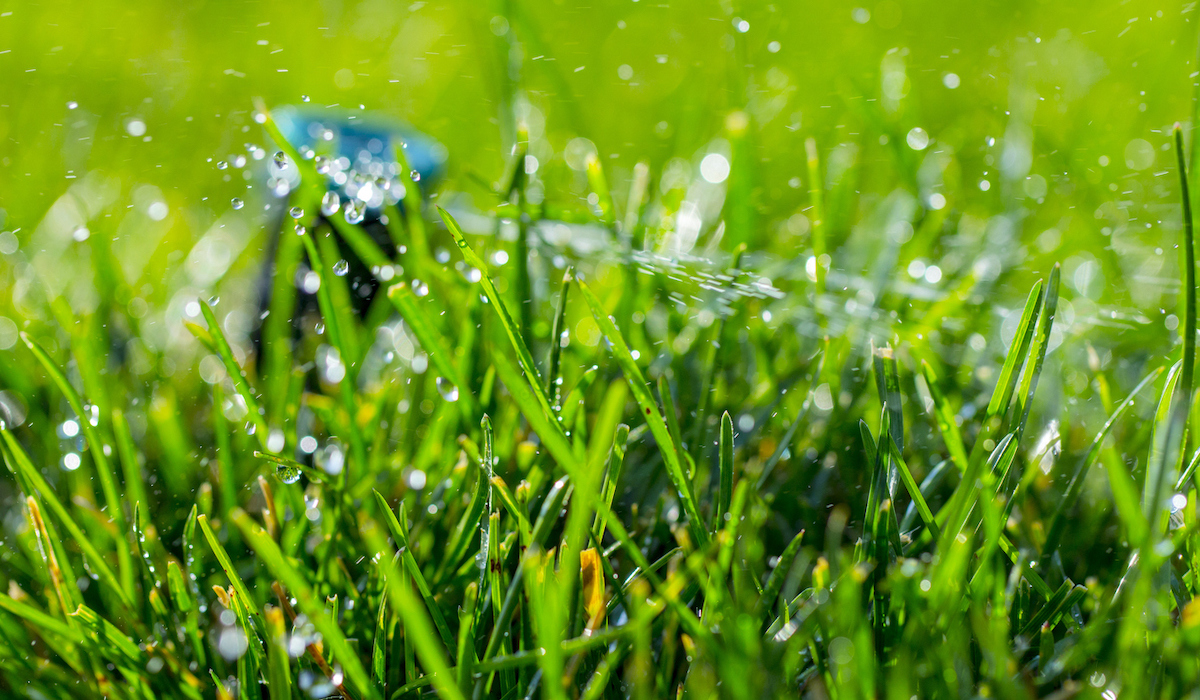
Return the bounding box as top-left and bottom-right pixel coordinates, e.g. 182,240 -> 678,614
9,7 -> 1200,697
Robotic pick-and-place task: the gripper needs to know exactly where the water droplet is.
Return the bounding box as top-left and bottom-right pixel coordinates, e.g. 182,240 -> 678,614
72,226 -> 90,242
344,200 -> 365,225
333,259 -> 350,276
321,190 -> 341,216
232,154 -> 247,168
208,295 -> 220,306
301,94 -> 310,102
276,463 -> 302,484
436,377 -> 460,403
409,169 -> 421,182
315,156 -> 331,175
245,421 -> 257,435
294,224 -> 306,236
66,101 -> 78,110
216,160 -> 229,170
273,151 -> 288,168
314,322 -> 325,334
289,206 -> 304,219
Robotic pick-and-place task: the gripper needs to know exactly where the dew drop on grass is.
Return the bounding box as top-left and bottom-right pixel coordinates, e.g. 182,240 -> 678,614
208,295 -> 220,306
273,151 -> 288,169
276,463 -> 302,484
321,190 -> 340,216
436,377 -> 460,402
294,224 -> 306,236
315,156 -> 331,174
244,421 -> 257,435
289,206 -> 304,219
332,259 -> 350,276
344,200 -> 365,225
409,169 -> 421,182
217,160 -> 229,170
231,198 -> 244,210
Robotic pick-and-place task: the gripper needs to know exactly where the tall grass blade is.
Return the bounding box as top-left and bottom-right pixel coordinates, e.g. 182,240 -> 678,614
575,275 -> 707,546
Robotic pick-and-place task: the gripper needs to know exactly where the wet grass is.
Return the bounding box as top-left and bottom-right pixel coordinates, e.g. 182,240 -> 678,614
6,92 -> 1200,700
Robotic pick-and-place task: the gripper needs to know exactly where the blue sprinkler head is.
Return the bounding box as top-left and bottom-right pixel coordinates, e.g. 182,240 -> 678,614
254,106 -> 447,358
268,105 -> 447,219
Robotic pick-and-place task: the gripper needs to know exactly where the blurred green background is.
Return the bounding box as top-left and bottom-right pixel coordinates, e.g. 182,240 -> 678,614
3,0 -> 1195,230
1,0 -> 1199,398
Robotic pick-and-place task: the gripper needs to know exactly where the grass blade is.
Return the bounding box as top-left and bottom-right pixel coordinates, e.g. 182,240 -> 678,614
196,514 -> 264,629
438,206 -> 555,425
575,275 -> 707,546
371,490 -> 456,649
920,361 -> 969,474
233,508 -> 381,700
1043,366 -> 1162,556
193,302 -> 269,447
715,411 -> 733,533
20,332 -> 131,596
1,429 -> 133,613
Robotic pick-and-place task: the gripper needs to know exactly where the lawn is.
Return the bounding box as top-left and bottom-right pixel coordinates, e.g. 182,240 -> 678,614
2,2 -> 1200,698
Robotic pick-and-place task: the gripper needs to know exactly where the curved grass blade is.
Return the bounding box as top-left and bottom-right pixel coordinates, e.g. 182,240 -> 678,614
592,424 -> 629,544
193,303 -> 269,447
359,521 -> 462,700
298,230 -> 368,476
1012,264 -> 1061,436
715,411 -> 734,533
371,490 -> 456,649
575,275 -> 707,546
0,593 -> 82,645
0,429 -> 133,613
1176,123 -> 1197,446
920,360 -> 969,474
754,529 -> 804,620
233,509 -> 381,700
196,514 -> 264,630
437,206 -> 555,426
20,332 -> 131,593
70,603 -> 144,668
1144,362 -> 1184,535
1043,366 -> 1162,556
969,280 -> 1044,466
883,438 -> 941,542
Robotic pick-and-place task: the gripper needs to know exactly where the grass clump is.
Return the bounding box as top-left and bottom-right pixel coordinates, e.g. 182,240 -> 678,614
4,98 -> 1200,700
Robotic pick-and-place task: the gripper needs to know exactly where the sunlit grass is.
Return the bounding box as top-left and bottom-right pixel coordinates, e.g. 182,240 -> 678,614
4,81 -> 1200,700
